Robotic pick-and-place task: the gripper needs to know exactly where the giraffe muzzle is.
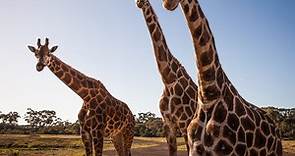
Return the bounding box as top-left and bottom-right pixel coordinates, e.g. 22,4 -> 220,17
163,0 -> 178,11
136,0 -> 144,8
36,62 -> 45,72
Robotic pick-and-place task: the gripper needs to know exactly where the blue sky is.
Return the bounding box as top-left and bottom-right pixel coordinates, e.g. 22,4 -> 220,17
0,0 -> 294,123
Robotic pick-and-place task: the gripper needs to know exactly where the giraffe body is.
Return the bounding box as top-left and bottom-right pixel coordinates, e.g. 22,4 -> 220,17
137,0 -> 198,155
28,38 -> 135,156
161,0 -> 282,155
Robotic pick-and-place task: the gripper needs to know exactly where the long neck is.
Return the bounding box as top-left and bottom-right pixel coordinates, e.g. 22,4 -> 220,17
141,2 -> 182,85
47,54 -> 103,100
180,0 -> 227,104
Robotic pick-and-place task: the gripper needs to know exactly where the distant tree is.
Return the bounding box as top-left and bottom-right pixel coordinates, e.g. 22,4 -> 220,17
24,108 -> 39,129
6,112 -> 20,125
0,113 -> 5,123
0,113 -> 8,124
23,108 -> 81,134
145,117 -> 163,129
262,107 -> 295,139
145,117 -> 164,137
24,108 -> 58,133
262,107 -> 282,123
64,120 -> 80,134
39,110 -> 57,127
45,119 -> 80,134
137,112 -> 156,124
134,112 -> 164,137
0,111 -> 20,125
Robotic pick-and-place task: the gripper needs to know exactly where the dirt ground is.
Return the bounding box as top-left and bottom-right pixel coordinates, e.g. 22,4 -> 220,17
103,142 -> 295,156
0,135 -> 294,156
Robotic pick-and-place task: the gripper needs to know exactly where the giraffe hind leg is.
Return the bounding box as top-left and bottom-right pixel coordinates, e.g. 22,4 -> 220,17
112,132 -> 126,156
163,123 -> 177,156
123,127 -> 134,156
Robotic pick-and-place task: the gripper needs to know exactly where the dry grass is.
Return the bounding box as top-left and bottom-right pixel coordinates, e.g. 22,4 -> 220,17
0,134 -> 294,156
0,134 -> 161,156
283,140 -> 295,154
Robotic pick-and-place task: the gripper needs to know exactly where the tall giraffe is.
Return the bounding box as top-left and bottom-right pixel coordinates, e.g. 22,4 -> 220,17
136,0 -> 198,155
27,38 -> 135,156
161,0 -> 282,155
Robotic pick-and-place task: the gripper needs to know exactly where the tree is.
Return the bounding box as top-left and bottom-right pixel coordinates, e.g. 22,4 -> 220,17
6,112 -> 20,125
39,110 -> 57,127
24,108 -> 39,129
134,112 -> 164,137
262,107 -> 295,139
0,113 -> 8,124
0,111 -> 20,125
24,108 -> 58,132
137,112 -> 156,124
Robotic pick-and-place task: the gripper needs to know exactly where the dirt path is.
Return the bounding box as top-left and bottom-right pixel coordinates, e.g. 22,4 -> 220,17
103,142 -> 295,156
0,135 -> 293,156
103,142 -> 185,156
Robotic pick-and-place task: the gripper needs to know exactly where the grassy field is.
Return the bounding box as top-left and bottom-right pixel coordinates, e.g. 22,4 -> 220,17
0,134 -> 294,156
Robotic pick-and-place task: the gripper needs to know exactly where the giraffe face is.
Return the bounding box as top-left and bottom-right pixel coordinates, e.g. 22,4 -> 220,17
162,0 -> 181,11
136,0 -> 148,9
27,38 -> 58,72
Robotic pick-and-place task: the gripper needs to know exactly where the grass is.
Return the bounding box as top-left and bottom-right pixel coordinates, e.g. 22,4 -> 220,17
283,140 -> 295,154
0,134 -> 294,156
0,134 -> 162,156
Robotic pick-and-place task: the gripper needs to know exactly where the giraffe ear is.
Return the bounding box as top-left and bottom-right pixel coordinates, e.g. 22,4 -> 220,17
28,46 -> 36,53
50,46 -> 58,53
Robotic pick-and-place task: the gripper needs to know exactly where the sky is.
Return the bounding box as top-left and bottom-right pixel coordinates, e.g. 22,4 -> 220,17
0,0 -> 294,124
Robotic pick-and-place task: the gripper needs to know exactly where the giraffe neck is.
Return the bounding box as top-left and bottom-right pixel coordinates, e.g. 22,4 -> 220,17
47,54 -> 105,101
180,0 -> 227,106
141,1 -> 182,85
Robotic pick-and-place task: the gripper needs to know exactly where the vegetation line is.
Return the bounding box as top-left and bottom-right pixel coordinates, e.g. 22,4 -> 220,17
0,107 -> 294,139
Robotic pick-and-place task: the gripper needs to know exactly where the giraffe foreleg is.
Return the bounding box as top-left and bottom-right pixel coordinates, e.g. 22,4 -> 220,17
91,129 -> 104,156
163,123 -> 177,156
81,129 -> 93,156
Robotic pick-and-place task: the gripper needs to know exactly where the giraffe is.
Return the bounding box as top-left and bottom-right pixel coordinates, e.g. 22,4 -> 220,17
161,0 -> 283,155
136,0 -> 198,155
27,38 -> 135,156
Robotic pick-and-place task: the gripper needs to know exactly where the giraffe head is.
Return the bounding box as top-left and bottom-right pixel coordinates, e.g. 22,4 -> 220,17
162,0 -> 182,11
27,38 -> 58,72
136,0 -> 148,9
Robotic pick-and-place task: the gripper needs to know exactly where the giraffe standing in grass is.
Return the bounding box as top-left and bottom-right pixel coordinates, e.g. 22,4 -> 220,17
136,0 -> 198,155
161,0 -> 282,155
27,38 -> 135,156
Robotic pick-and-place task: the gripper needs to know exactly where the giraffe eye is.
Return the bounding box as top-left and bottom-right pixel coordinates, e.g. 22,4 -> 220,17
35,53 -> 40,58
